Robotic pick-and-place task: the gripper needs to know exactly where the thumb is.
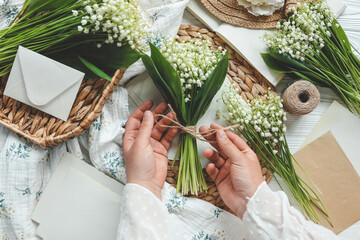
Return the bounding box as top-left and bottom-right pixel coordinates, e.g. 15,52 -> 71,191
136,110 -> 154,146
217,130 -> 244,161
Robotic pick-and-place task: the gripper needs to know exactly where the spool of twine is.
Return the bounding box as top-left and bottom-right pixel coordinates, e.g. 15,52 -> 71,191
282,80 -> 320,115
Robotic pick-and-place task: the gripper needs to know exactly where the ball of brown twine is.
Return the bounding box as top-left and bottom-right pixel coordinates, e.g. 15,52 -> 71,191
282,80 -> 320,115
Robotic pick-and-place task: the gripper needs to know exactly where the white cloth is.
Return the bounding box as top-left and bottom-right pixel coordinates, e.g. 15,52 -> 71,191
119,182 -> 343,240
1,0 -> 360,240
117,184 -> 184,240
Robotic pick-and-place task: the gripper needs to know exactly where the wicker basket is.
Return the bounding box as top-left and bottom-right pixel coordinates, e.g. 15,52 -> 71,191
0,69 -> 125,147
165,24 -> 275,211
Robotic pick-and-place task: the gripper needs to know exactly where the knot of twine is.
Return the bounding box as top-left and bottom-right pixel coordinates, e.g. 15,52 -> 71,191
155,105 -> 239,143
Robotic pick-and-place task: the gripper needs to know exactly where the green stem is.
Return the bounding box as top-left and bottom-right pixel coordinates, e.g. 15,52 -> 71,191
176,133 -> 207,195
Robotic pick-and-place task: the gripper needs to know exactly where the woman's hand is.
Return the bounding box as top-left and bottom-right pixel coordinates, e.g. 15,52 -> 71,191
199,124 -> 264,218
123,100 -> 178,200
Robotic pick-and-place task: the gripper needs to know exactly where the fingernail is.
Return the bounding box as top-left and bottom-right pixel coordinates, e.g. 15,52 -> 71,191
144,111 -> 152,120
218,130 -> 226,139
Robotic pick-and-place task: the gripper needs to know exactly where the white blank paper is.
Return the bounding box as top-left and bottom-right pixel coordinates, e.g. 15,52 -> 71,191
32,153 -> 124,240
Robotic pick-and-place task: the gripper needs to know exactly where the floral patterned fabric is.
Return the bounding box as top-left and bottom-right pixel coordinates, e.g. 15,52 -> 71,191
0,0 -> 21,28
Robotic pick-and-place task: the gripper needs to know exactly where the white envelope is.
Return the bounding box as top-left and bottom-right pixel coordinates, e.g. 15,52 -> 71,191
4,46 -> 85,121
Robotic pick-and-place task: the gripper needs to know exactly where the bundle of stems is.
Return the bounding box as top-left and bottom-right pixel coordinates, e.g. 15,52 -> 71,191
222,85 -> 329,223
0,0 -> 147,78
142,38 -> 230,195
262,0 -> 360,115
177,132 -> 205,194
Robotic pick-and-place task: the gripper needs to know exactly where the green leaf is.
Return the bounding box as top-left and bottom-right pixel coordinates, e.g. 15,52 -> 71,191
192,52 -> 230,122
49,51 -> 97,79
331,19 -> 351,50
261,53 -> 291,73
148,43 -> 186,118
49,43 -> 142,79
141,54 -> 184,122
77,55 -> 112,81
268,48 -> 309,71
25,0 -> 78,14
76,44 -> 143,73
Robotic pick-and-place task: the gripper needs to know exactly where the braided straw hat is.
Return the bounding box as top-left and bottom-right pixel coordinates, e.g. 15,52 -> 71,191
199,0 -> 308,29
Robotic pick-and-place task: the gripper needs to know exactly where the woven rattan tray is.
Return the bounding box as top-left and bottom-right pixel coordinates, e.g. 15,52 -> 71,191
166,24 -> 274,211
0,10 -> 125,147
0,69 -> 125,147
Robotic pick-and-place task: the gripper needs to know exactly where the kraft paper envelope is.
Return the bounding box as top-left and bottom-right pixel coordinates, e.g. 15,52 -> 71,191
32,153 -> 124,240
4,46 -> 84,121
294,131 -> 360,234
300,101 -> 360,176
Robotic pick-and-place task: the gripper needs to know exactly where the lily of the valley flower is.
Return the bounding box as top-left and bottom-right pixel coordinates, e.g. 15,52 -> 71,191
159,36 -> 226,102
264,1 -> 334,61
75,0 -> 149,50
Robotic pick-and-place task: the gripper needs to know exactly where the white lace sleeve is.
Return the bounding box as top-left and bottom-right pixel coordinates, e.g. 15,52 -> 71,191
116,183 -> 184,240
242,181 -> 344,240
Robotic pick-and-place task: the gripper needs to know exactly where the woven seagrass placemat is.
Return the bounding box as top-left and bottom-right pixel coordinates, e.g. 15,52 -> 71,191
0,69 -> 125,147
166,24 -> 274,211
199,0 -> 308,29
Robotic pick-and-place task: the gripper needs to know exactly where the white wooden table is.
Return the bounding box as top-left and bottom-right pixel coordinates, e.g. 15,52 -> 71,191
182,1 -> 360,237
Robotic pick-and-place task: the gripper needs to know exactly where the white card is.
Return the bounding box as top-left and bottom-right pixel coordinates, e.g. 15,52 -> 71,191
32,153 -> 124,240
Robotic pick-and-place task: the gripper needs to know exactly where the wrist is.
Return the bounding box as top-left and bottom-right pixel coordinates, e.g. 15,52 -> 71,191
127,179 -> 162,200
235,197 -> 249,218
240,181 -> 267,217
236,181 -> 265,218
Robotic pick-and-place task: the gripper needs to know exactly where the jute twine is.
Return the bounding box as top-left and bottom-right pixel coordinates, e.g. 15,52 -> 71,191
198,0 -> 308,29
282,80 -> 320,115
155,105 -> 239,143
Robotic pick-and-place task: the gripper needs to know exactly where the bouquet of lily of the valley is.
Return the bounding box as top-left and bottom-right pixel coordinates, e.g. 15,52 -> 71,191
262,0 -> 360,115
222,83 -> 329,223
142,37 -> 230,195
0,0 -> 148,79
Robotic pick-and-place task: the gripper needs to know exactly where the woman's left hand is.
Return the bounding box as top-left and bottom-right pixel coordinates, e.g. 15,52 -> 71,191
123,100 -> 178,200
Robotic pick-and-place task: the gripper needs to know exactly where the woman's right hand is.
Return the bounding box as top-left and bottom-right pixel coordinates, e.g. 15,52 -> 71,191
199,124 -> 264,218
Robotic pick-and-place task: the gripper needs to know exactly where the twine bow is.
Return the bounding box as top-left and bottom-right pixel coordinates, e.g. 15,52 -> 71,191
155,104 -> 239,143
